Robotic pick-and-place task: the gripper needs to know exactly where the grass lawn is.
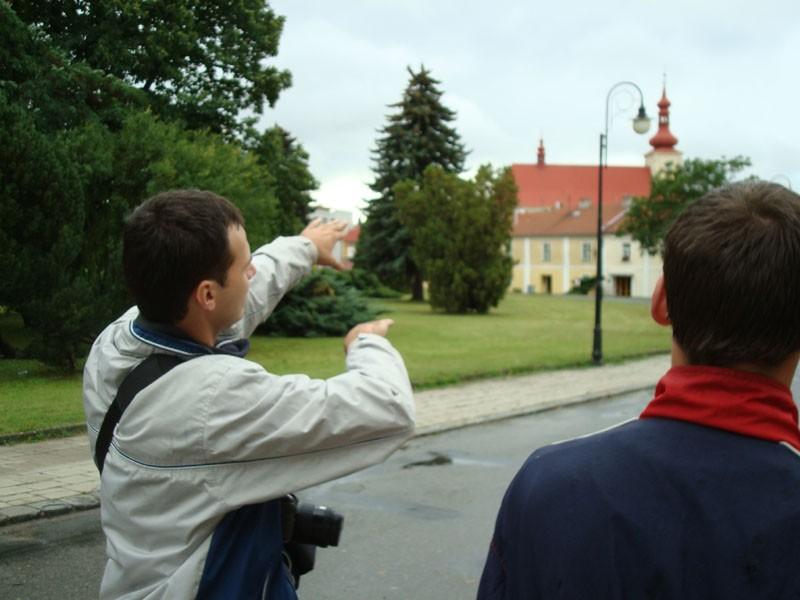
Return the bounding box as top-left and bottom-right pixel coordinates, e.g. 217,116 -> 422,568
0,294 -> 670,436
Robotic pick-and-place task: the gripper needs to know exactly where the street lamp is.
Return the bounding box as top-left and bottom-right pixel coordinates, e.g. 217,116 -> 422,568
771,174 -> 793,190
592,81 -> 651,365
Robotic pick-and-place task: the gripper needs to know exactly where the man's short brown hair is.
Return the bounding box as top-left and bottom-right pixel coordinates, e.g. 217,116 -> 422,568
663,180 -> 800,367
123,190 -> 244,324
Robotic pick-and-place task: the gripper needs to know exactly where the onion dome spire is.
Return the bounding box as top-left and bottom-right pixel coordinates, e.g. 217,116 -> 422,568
649,86 -> 678,151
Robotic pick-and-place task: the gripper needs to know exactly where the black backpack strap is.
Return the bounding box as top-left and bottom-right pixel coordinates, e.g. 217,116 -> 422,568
94,353 -> 185,474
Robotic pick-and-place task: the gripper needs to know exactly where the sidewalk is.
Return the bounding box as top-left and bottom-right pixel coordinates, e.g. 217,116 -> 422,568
0,354 -> 669,526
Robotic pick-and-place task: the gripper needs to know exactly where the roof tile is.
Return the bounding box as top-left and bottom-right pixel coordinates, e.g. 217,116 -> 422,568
511,163 -> 650,209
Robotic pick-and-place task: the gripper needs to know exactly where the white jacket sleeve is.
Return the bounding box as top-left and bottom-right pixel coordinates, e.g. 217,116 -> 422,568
198,333 -> 414,507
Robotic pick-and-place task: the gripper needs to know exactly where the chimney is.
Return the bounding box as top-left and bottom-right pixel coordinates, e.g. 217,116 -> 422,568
537,138 -> 545,167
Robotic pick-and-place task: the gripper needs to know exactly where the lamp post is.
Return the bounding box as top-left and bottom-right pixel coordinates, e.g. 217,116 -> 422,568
592,81 -> 651,365
770,174 -> 793,190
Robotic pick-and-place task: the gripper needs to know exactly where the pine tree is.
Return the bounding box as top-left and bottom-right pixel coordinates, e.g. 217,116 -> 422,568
356,66 -> 467,300
258,269 -> 379,337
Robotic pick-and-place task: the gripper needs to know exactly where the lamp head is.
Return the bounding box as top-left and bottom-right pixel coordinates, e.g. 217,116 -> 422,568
632,105 -> 651,134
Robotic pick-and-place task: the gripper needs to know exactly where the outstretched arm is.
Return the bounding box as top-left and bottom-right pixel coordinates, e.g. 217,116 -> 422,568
225,220 -> 348,338
199,324 -> 415,505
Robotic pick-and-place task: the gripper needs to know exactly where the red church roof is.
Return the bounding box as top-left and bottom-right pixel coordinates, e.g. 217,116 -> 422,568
513,202 -> 628,237
511,163 -> 650,210
343,224 -> 360,243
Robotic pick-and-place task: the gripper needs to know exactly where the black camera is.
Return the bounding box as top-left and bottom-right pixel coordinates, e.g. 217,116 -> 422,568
281,493 -> 343,547
280,494 -> 344,587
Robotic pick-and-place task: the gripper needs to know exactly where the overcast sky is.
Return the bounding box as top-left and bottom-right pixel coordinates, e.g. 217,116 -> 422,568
258,1 -> 799,220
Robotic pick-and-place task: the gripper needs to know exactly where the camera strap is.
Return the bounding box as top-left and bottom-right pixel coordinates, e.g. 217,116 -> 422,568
93,353 -> 185,474
94,324 -> 250,475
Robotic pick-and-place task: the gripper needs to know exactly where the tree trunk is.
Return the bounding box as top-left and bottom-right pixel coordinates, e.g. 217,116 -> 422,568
66,347 -> 76,373
411,271 -> 424,302
0,333 -> 17,359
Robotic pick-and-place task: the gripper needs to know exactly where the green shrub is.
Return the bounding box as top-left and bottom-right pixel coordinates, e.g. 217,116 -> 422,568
395,164 -> 517,313
343,269 -> 403,299
259,269 -> 381,337
568,276 -> 598,295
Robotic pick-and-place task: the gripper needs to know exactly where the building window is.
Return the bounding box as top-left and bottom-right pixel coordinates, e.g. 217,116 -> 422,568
542,242 -> 551,262
622,242 -> 631,262
581,242 -> 592,263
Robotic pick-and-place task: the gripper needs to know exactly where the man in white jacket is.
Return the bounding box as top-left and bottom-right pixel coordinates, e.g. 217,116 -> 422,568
83,189 -> 415,599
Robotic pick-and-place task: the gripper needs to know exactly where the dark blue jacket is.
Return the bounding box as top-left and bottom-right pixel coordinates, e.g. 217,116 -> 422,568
478,368 -> 800,599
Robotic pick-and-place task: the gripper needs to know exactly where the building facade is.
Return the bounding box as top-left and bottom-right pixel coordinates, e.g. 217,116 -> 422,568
510,86 -> 681,298
337,86 -> 683,296
510,209 -> 663,298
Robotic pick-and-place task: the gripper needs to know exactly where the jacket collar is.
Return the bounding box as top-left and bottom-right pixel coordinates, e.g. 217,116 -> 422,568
131,317 -> 249,358
641,365 -> 800,451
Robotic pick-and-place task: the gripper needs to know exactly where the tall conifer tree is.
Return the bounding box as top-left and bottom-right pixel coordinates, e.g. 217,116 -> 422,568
356,66 -> 467,300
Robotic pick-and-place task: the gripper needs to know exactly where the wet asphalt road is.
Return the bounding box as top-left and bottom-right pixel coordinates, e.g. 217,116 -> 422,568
0,388 -> 653,599
4,370 -> 800,600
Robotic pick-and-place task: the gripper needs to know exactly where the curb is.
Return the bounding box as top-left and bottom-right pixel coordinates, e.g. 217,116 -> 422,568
414,382 -> 654,437
0,377 -> 659,529
0,424 -> 86,446
0,491 -> 99,528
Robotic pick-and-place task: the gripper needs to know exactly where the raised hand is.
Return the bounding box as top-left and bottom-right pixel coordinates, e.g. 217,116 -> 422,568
300,219 -> 348,270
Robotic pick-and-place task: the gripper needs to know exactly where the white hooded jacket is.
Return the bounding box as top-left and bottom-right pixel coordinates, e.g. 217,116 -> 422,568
83,236 -> 416,599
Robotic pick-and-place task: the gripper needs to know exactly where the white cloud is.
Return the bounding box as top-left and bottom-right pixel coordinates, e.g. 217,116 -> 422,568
311,175 -> 376,222
261,0 -> 800,207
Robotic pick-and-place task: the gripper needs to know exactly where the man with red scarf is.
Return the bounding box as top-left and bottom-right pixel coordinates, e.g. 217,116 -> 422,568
478,181 -> 800,599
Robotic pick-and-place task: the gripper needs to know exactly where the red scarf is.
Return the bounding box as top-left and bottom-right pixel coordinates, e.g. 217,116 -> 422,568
640,365 -> 800,451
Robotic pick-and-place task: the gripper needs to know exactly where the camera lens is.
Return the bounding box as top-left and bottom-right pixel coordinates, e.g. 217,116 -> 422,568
292,503 -> 344,548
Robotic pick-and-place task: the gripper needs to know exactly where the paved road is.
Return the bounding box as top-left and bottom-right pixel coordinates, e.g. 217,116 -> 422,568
0,389 -> 651,600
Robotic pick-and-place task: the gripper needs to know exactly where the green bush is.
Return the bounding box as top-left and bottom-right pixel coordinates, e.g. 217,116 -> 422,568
259,269 -> 381,337
343,269 -> 403,299
395,164 -> 517,314
568,276 -> 598,295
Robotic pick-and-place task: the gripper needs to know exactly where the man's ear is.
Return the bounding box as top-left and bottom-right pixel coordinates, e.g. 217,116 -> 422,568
650,276 -> 671,326
192,280 -> 217,313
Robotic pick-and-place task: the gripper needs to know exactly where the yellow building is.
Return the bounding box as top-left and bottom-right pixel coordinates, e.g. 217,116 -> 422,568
510,86 -> 680,298
511,203 -> 663,298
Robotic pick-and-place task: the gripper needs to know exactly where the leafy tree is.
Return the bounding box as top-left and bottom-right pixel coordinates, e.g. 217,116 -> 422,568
258,269 -> 379,337
246,125 -> 317,236
0,3 -> 301,367
130,113 -> 280,247
0,93 -> 90,368
0,6 -> 136,368
0,2 -> 145,131
13,0 -> 291,136
395,164 -> 517,314
356,66 -> 468,300
620,157 -> 751,255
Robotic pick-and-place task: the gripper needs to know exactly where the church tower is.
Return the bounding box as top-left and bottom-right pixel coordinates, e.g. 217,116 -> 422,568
536,138 -> 545,166
645,85 -> 683,175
